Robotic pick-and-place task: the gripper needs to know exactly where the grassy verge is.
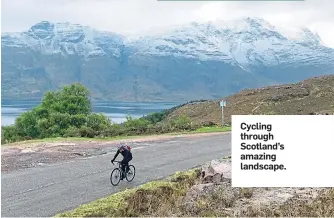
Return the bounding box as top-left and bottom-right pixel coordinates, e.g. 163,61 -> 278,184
56,168 -> 201,217
56,175 -> 333,217
56,155 -> 334,217
193,126 -> 231,133
3,126 -> 231,146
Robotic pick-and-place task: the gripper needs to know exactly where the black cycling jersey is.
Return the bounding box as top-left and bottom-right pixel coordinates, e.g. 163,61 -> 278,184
112,148 -> 132,162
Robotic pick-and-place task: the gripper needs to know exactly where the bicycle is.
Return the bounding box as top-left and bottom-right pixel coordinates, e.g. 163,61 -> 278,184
110,160 -> 136,186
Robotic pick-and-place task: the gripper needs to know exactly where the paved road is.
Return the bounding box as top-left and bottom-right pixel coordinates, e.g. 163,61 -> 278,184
1,133 -> 231,217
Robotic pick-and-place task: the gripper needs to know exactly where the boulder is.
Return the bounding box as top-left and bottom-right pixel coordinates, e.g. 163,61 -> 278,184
200,159 -> 231,184
182,182 -> 239,215
185,183 -> 216,200
182,183 -> 217,214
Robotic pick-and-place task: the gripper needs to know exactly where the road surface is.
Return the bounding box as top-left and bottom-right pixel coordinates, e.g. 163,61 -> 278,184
1,133 -> 231,217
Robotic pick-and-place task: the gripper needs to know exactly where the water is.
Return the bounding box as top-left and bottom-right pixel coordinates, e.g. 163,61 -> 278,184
1,100 -> 179,126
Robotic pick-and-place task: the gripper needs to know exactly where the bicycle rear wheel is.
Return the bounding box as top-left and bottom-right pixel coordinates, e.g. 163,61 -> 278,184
126,165 -> 136,182
110,168 -> 121,186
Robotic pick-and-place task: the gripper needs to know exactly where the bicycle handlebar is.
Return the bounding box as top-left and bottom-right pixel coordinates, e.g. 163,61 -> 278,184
111,160 -> 122,165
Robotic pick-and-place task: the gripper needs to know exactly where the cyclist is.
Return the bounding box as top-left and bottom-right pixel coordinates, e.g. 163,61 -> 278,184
111,143 -> 133,180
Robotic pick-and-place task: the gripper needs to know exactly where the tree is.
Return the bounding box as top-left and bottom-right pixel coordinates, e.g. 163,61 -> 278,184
2,83 -> 112,143
41,83 -> 92,115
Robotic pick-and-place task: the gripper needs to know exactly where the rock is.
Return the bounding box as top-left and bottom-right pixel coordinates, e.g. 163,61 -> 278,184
182,183 -> 217,214
200,159 -> 231,184
271,95 -> 283,102
73,152 -> 87,157
182,182 -> 239,214
184,183 -> 216,201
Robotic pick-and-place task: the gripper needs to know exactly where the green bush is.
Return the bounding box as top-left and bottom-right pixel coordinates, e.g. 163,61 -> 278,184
15,110 -> 40,138
64,126 -> 82,138
86,113 -> 112,132
78,126 -> 96,138
101,124 -> 123,137
41,84 -> 92,115
1,83 -> 112,144
169,116 -> 192,131
1,125 -> 22,144
124,116 -> 150,134
142,111 -> 166,124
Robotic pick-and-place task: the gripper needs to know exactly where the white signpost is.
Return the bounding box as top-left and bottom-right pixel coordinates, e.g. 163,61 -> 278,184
220,100 -> 227,126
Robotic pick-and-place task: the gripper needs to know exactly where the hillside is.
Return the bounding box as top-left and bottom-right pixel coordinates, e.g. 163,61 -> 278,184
163,75 -> 334,125
2,17 -> 334,101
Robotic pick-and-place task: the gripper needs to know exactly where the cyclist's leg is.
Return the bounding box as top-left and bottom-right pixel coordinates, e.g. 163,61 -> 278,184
121,156 -> 131,174
125,155 -> 132,173
120,158 -> 130,178
120,159 -> 126,179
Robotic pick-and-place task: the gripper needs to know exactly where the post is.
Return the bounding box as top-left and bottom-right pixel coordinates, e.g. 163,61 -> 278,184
221,105 -> 224,126
220,100 -> 226,126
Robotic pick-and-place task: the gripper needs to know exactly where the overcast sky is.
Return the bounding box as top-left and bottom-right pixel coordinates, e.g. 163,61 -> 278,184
2,0 -> 334,47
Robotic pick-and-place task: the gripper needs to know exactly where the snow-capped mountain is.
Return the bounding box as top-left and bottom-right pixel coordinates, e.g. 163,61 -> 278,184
2,17 -> 334,101
2,21 -> 124,58
128,18 -> 332,67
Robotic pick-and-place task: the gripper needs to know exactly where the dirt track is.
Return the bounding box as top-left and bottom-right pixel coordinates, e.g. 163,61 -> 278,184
1,132 -> 226,173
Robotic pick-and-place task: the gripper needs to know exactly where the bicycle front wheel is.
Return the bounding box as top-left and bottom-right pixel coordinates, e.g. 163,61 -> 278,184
126,165 -> 136,182
110,168 -> 121,186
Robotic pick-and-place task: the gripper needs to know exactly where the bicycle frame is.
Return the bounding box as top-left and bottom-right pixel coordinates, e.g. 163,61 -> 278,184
113,161 -> 128,173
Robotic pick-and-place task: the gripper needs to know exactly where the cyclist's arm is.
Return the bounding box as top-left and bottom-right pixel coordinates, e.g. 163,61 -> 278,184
111,149 -> 120,162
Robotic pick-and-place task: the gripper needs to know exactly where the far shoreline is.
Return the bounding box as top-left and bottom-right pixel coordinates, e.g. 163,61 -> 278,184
1,100 -> 179,126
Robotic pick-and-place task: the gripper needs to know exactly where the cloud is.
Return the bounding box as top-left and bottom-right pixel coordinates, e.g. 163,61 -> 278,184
2,0 -> 334,47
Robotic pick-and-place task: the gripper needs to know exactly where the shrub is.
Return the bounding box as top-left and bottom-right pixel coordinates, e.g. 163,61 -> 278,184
15,110 -> 40,138
86,113 -> 112,133
78,126 -> 96,138
41,83 -> 92,115
142,111 -> 166,124
101,124 -> 123,137
124,116 -> 150,134
1,125 -> 22,144
1,83 -> 112,143
169,116 -> 192,131
64,126 -> 82,138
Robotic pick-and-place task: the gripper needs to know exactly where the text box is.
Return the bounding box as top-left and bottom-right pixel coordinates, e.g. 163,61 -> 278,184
231,115 -> 334,187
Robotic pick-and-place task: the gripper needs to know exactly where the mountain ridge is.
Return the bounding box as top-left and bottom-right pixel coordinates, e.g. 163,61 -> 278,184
2,17 -> 334,101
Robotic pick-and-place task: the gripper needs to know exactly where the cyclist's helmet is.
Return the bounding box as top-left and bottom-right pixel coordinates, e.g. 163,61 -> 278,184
118,143 -> 125,150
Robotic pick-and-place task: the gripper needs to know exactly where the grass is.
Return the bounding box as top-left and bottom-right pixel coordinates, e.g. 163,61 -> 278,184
164,75 -> 334,125
56,168 -> 201,217
3,126 -> 230,146
193,126 -> 231,133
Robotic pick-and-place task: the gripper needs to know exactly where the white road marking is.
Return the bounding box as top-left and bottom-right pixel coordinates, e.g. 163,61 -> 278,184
132,146 -> 145,150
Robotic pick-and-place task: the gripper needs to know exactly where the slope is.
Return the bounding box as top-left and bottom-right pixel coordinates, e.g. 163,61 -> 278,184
163,75 -> 334,125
